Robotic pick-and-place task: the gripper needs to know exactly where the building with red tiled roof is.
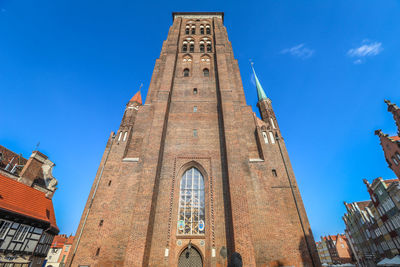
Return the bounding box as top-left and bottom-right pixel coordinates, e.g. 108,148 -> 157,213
0,146 -> 59,267
317,234 -> 355,265
45,235 -> 74,267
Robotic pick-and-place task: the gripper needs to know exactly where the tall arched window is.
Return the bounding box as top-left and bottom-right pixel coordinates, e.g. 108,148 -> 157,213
183,68 -> 190,77
177,167 -> 205,235
206,44 -> 212,52
200,44 -> 205,53
203,68 -> 209,77
185,27 -> 189,35
189,44 -> 194,52
182,44 -> 187,52
206,26 -> 211,34
200,26 -> 204,34
191,26 -> 196,34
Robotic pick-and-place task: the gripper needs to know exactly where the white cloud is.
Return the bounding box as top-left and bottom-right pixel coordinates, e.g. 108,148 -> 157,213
281,44 -> 314,59
347,40 -> 383,64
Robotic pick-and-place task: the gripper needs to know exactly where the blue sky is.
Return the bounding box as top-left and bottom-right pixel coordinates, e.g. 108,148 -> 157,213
0,0 -> 399,240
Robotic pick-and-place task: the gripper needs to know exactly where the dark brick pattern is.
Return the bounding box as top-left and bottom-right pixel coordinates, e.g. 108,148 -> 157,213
66,12 -> 320,267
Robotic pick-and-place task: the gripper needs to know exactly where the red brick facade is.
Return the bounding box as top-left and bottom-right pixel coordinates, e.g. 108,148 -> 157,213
66,12 -> 320,267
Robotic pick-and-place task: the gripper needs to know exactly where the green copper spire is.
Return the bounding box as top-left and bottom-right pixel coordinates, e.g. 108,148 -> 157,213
251,62 -> 268,101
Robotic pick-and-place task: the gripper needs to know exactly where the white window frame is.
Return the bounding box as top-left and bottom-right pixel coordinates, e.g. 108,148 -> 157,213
13,225 -> 30,242
0,220 -> 11,239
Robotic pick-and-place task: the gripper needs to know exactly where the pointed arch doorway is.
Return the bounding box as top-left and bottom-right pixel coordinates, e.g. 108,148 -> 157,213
178,246 -> 203,267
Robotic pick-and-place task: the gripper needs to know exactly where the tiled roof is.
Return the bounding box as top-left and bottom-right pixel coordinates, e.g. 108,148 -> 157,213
384,178 -> 399,187
130,91 -> 142,105
51,235 -> 74,248
389,136 -> 400,141
66,235 -> 74,244
51,235 -> 67,248
356,200 -> 371,210
0,173 -> 58,231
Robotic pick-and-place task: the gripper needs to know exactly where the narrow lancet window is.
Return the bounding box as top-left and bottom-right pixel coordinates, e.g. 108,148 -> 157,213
270,118 -> 276,129
269,132 -> 275,144
177,167 -> 205,235
262,131 -> 268,144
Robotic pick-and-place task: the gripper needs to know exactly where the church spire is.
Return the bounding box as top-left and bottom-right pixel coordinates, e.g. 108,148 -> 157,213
130,91 -> 142,105
251,62 -> 268,101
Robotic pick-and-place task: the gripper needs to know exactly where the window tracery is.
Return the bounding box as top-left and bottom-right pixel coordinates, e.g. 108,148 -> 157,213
177,167 -> 205,235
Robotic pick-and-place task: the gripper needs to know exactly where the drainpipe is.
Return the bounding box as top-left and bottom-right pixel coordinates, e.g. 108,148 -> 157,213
276,134 -> 317,267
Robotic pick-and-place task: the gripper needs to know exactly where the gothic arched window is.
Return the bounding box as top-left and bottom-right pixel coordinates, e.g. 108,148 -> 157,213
183,68 -> 190,77
185,26 -> 190,35
206,44 -> 212,52
203,68 -> 209,77
189,44 -> 194,52
200,44 -> 205,53
191,26 -> 196,34
200,25 -> 204,34
182,44 -> 187,52
177,167 -> 205,235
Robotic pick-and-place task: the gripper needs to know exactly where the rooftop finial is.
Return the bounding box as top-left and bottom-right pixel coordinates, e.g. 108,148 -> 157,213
250,61 -> 268,101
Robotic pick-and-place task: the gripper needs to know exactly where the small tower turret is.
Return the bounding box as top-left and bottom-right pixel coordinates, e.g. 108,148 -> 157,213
117,90 -> 142,143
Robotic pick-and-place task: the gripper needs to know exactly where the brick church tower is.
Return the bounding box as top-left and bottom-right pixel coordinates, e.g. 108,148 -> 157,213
67,12 -> 320,267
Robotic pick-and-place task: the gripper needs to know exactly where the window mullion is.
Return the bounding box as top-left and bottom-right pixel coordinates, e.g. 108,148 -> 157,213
191,168 -> 194,235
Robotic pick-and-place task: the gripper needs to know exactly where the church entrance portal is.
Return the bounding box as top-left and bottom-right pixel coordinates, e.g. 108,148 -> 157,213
178,246 -> 203,267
